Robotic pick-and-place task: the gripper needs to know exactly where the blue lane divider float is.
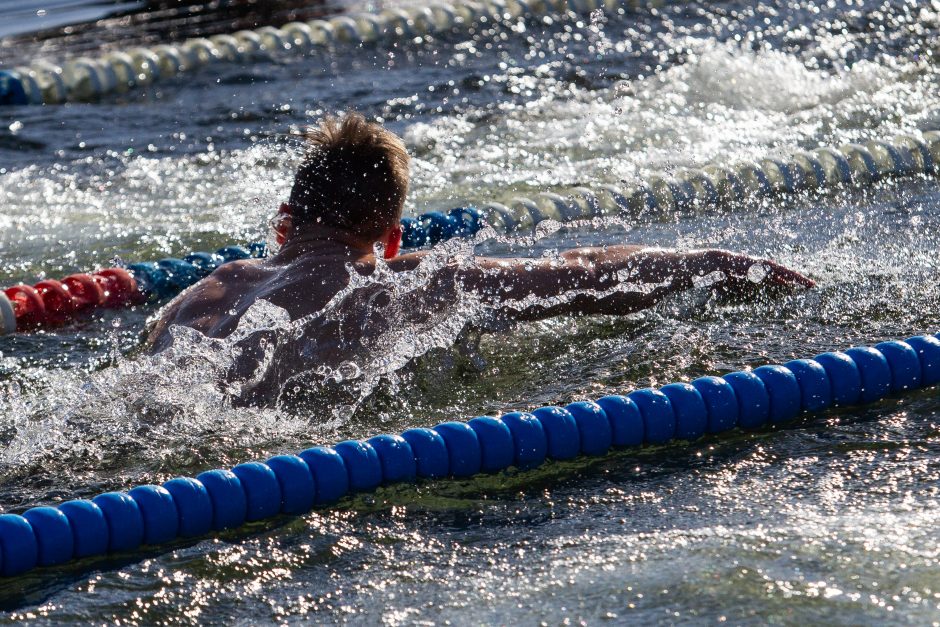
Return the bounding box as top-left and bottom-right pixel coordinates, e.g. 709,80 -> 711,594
2,334 -> 940,576
126,241 -> 268,301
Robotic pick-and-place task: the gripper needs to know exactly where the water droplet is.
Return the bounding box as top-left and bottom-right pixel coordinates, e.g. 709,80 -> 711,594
747,263 -> 770,283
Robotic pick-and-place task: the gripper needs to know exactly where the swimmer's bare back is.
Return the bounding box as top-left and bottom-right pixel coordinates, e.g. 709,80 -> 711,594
146,227 -> 814,354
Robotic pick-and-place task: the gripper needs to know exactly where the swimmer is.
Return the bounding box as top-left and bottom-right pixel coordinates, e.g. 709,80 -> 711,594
146,112 -> 814,402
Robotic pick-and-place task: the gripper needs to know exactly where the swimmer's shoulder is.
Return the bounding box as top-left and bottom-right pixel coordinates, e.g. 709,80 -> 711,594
195,258 -> 274,292
172,259 -> 267,310
210,258 -> 267,279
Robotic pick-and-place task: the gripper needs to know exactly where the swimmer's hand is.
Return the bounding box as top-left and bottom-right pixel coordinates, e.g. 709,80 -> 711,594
690,250 -> 815,303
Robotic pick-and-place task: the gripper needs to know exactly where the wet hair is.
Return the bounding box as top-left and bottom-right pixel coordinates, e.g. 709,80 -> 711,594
288,112 -> 410,241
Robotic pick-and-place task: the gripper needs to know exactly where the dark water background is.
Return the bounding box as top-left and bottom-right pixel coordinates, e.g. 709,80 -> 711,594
0,0 -> 343,61
0,1 -> 143,40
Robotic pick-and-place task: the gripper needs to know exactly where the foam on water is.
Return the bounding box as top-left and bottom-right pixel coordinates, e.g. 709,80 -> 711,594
669,40 -> 892,112
405,38 -> 934,204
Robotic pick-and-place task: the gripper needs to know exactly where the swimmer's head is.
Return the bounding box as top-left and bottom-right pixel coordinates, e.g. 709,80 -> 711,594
282,111 -> 409,256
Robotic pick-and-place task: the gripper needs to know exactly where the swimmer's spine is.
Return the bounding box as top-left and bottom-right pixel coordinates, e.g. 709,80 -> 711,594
1,130 -> 938,335
0,0 -> 640,105
1,333 -> 938,577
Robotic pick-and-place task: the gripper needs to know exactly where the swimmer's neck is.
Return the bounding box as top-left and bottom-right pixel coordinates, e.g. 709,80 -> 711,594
273,225 -> 375,263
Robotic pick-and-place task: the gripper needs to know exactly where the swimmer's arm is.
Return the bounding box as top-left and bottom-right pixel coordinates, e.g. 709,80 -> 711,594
144,297 -> 185,352
451,246 -> 814,321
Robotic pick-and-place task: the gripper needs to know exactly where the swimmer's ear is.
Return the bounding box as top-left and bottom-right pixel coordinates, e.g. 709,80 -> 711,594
274,203 -> 293,246
384,225 -> 402,259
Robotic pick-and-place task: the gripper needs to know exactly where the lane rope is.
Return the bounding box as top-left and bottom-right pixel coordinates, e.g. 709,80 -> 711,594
1,332 -> 938,576
0,0 -> 654,105
474,131 -> 939,235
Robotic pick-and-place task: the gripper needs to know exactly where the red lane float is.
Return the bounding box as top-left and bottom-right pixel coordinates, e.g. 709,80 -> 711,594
34,280 -> 80,326
62,274 -> 106,309
94,268 -> 140,307
4,284 -> 47,329
0,268 -> 139,334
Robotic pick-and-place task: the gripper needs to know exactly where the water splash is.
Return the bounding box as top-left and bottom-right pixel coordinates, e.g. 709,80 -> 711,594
0,215 -> 754,493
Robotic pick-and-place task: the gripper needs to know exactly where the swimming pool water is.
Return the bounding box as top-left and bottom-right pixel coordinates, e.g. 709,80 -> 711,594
2,0 -> 940,622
